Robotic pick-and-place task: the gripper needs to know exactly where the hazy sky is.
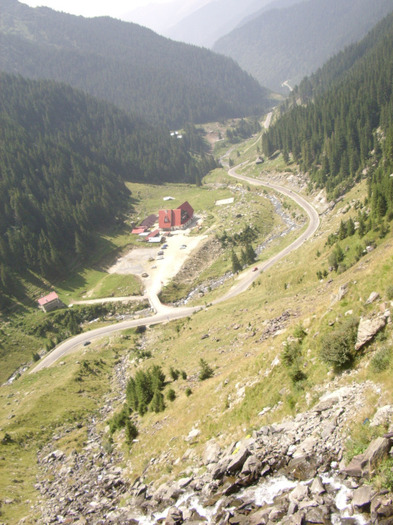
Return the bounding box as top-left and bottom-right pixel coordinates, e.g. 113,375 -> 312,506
21,0 -> 172,19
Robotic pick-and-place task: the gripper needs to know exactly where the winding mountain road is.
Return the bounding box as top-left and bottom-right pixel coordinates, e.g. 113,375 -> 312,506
31,153 -> 319,373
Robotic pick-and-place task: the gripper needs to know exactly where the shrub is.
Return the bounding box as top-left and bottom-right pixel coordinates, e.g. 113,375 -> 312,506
281,341 -> 302,368
149,391 -> 165,413
199,358 -> 214,381
370,347 -> 391,373
386,285 -> 393,300
281,340 -> 307,384
293,324 -> 307,342
319,318 -> 359,370
170,367 -> 180,381
185,387 -> 192,397
125,420 -> 138,445
108,404 -> 130,434
167,388 -> 176,401
1,432 -> 13,445
288,366 -> 307,384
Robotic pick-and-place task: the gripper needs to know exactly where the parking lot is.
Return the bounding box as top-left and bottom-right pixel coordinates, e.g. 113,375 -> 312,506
108,229 -> 207,297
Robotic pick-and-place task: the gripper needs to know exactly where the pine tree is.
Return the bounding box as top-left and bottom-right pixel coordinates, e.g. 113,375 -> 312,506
231,250 -> 242,274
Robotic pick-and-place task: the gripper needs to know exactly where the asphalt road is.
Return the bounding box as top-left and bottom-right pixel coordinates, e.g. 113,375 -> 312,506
31,163 -> 319,373
214,167 -> 320,303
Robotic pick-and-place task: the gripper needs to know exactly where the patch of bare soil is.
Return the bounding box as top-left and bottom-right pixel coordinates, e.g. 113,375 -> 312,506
170,237 -> 224,287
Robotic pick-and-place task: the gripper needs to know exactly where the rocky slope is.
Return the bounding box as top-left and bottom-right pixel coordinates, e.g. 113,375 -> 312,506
32,377 -> 393,524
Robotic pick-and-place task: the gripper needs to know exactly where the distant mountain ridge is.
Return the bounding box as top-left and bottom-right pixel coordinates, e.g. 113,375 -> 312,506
121,0 -> 211,35
0,0 -> 271,127
165,0 -> 302,48
213,0 -> 393,92
165,0 -> 271,48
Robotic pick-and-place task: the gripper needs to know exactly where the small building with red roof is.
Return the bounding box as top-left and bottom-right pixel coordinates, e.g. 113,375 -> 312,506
37,291 -> 63,313
146,229 -> 162,243
159,201 -> 194,231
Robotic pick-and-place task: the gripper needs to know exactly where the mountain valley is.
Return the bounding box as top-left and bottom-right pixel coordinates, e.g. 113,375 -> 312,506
1,1 -> 393,524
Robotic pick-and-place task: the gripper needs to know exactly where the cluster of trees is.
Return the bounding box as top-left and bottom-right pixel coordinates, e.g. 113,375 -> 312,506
263,11 -> 393,214
0,73 -> 216,300
1,0 -> 270,127
218,225 -> 259,247
226,118 -> 261,144
231,244 -> 257,273
126,365 -> 166,415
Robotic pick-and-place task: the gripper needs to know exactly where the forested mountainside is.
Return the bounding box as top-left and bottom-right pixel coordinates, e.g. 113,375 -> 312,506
263,11 -> 393,214
213,0 -> 393,92
0,73 -> 215,303
0,0 -> 270,128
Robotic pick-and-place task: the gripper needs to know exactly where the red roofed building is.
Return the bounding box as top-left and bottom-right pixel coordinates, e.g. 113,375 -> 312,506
131,227 -> 147,235
159,201 -> 194,231
146,229 -> 162,243
37,291 -> 63,313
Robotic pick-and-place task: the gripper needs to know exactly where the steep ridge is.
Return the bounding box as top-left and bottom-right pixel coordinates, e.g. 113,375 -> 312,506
213,0 -> 393,92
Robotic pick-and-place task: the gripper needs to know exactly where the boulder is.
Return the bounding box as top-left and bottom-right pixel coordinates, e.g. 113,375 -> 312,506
211,458 -> 231,480
365,291 -> 380,305
165,506 -> 183,524
342,454 -> 365,477
310,477 -> 325,495
287,455 -> 318,481
185,428 -> 201,443
342,437 -> 391,477
362,437 -> 391,475
292,436 -> 318,458
371,494 -> 393,521
338,284 -> 349,301
352,485 -> 373,511
241,455 -> 262,477
289,484 -> 309,503
304,506 -> 329,523
227,447 -> 251,474
371,406 -> 393,428
355,316 -> 386,350
203,440 -> 221,465
247,507 -> 270,524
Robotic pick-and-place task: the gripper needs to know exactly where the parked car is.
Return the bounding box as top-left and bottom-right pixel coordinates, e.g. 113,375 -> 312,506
252,267 -> 258,272
83,341 -> 91,346
180,244 -> 187,249
157,250 -> 164,255
142,272 -> 149,278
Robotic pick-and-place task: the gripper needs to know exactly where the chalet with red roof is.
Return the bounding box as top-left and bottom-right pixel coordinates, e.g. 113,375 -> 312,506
159,201 -> 194,231
37,291 -> 63,313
